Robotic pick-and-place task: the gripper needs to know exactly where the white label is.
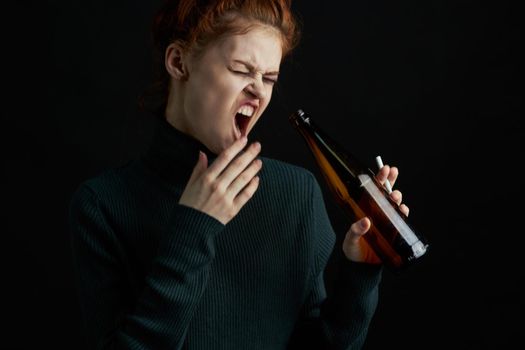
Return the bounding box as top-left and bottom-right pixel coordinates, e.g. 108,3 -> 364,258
358,173 -> 426,257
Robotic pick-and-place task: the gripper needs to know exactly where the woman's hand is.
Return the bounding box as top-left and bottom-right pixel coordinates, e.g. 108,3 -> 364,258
342,165 -> 410,264
178,137 -> 263,225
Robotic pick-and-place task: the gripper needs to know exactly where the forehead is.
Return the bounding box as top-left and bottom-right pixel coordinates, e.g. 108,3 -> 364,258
216,26 -> 283,71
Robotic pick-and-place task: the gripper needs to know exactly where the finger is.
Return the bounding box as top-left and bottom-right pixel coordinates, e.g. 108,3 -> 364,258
227,158 -> 263,198
388,166 -> 399,188
218,141 -> 261,187
376,165 -> 390,185
233,175 -> 260,208
188,150 -> 208,184
400,203 -> 410,216
347,217 -> 371,243
206,137 -> 248,179
390,190 -> 402,206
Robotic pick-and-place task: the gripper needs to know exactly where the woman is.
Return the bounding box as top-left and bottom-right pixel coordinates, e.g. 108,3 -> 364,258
69,0 -> 409,349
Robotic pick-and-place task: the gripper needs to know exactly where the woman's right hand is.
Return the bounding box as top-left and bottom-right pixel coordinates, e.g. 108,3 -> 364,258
178,137 -> 262,225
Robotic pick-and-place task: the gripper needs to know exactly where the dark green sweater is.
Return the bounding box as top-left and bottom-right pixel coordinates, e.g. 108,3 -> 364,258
68,116 -> 382,350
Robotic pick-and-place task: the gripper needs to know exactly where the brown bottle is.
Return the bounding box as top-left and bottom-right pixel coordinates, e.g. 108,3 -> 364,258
290,109 -> 429,272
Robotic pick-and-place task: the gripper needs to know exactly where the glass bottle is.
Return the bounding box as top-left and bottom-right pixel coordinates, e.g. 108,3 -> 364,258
289,109 -> 429,272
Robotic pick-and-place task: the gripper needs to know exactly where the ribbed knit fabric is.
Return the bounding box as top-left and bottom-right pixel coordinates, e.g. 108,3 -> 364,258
68,116 -> 382,350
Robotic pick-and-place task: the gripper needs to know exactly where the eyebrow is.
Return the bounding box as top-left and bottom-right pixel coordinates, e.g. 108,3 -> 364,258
233,59 -> 279,75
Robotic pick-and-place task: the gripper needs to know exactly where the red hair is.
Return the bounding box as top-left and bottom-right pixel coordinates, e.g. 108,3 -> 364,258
140,0 -> 301,115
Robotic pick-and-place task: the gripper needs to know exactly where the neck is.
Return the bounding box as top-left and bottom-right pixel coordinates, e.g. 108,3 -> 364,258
165,83 -> 190,135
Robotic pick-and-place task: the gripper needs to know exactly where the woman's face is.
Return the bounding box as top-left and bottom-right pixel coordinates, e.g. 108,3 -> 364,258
171,25 -> 283,154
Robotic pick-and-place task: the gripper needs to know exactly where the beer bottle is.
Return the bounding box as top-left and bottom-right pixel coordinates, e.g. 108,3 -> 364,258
289,109 -> 429,272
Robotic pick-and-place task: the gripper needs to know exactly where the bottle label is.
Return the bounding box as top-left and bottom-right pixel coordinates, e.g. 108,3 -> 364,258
358,174 -> 427,258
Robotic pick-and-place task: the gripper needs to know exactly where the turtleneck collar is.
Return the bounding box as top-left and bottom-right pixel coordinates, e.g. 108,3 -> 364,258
140,116 -> 219,187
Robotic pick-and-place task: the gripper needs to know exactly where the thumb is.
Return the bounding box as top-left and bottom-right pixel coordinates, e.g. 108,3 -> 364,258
347,217 -> 371,243
189,150 -> 208,182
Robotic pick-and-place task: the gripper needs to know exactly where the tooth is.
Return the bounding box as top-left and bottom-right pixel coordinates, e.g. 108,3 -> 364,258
237,105 -> 254,117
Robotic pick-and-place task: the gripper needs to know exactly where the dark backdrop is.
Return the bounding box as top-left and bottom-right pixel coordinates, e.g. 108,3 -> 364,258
6,0 -> 522,349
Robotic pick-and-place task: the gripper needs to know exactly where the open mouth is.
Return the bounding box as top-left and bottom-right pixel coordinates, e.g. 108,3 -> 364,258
235,112 -> 251,138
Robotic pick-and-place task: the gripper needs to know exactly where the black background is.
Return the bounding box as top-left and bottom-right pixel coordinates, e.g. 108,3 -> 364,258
6,0 -> 523,349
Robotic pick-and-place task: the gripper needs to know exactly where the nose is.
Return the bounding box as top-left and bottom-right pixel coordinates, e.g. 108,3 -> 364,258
244,73 -> 267,100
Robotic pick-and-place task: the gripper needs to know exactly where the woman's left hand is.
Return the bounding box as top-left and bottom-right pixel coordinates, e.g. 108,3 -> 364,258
342,165 -> 410,264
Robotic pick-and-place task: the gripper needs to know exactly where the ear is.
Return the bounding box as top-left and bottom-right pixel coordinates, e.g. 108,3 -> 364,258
165,41 -> 190,81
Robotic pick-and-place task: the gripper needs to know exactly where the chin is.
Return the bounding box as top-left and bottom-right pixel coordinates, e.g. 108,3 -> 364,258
213,139 -> 231,155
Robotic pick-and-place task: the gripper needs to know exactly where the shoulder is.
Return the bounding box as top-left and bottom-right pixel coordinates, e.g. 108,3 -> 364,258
258,156 -> 319,200
69,160 -> 138,210
260,156 -> 315,182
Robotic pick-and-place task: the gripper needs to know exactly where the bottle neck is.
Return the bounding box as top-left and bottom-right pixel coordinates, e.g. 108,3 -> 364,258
291,110 -> 369,179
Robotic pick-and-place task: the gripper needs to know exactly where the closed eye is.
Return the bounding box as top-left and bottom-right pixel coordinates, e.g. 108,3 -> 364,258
231,69 -> 250,75
230,68 -> 277,85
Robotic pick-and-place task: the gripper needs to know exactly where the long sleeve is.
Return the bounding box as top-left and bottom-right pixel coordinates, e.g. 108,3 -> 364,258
69,184 -> 224,350
287,176 -> 383,350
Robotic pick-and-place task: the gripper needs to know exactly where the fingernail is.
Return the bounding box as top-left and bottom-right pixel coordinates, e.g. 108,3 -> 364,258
360,218 -> 368,229
242,136 -> 248,143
